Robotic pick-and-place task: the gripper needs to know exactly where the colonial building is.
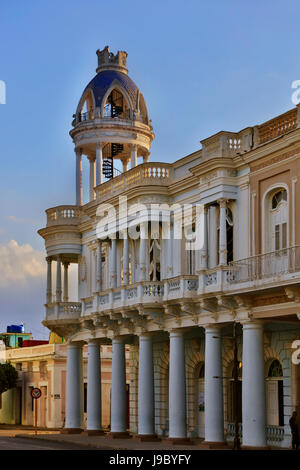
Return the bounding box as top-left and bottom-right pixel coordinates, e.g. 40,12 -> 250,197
0,341 -> 120,429
38,46 -> 300,447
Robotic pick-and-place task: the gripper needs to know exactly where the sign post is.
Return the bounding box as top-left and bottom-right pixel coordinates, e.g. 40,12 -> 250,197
31,388 -> 42,435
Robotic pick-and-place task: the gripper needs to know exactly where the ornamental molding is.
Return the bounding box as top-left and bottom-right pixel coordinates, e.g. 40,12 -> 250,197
250,145 -> 300,173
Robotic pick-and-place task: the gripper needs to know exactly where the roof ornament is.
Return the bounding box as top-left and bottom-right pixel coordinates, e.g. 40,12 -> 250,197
96,46 -> 128,74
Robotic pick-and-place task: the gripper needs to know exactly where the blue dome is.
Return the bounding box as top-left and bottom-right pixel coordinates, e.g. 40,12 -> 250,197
82,70 -> 139,110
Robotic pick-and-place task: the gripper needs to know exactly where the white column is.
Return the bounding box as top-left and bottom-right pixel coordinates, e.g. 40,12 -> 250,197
169,330 -> 188,439
138,335 -> 154,436
167,224 -> 173,278
110,338 -> 128,434
209,206 -> 217,268
89,156 -> 96,201
139,223 -> 147,281
110,239 -> 117,288
199,206 -> 208,270
96,143 -> 103,186
131,144 -> 137,168
218,199 -> 227,265
63,262 -> 69,302
123,236 -> 129,286
56,256 -> 62,303
65,343 -> 83,431
96,241 -> 102,292
204,325 -> 224,443
75,148 -> 83,206
46,257 -> 52,304
242,321 -> 266,447
86,341 -> 103,432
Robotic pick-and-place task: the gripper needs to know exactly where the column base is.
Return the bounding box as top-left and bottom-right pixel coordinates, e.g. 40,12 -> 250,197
133,434 -> 161,442
164,437 -> 195,446
198,441 -> 228,449
61,428 -> 83,434
82,429 -> 106,436
106,432 -> 131,439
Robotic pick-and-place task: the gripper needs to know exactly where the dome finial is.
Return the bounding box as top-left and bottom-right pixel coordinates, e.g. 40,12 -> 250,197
96,46 -> 128,74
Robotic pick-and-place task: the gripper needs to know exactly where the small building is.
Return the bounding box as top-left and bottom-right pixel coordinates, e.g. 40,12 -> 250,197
0,336 -> 126,429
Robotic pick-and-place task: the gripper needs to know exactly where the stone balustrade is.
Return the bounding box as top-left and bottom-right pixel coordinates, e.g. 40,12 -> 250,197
226,422 -> 285,444
96,162 -> 173,201
258,108 -> 297,144
46,205 -> 81,227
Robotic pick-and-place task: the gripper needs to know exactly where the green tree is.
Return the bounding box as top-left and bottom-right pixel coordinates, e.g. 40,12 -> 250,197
0,362 -> 18,395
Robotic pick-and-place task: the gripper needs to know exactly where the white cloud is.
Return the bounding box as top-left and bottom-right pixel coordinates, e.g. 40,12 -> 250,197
0,240 -> 46,286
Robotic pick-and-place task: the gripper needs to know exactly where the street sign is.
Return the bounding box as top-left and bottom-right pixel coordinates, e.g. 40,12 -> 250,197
31,387 -> 42,399
31,388 -> 42,435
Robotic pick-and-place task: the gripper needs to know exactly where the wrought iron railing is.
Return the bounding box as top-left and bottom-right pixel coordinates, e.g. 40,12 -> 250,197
227,245 -> 300,283
226,423 -> 284,443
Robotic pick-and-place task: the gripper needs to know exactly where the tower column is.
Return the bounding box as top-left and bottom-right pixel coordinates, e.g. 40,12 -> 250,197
85,340 -> 104,435
242,321 -> 267,448
63,261 -> 69,302
109,338 -> 130,437
75,148 -> 83,206
46,257 -> 52,304
218,199 -> 227,265
63,342 -> 84,433
131,144 -> 137,168
56,256 -> 62,303
96,142 -> 103,186
204,325 -> 225,444
89,156 -> 96,201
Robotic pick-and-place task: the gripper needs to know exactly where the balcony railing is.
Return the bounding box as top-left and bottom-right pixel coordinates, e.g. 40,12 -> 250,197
45,301 -> 82,321
77,109 -> 149,125
227,246 -> 300,284
46,205 -> 81,227
226,423 -> 284,444
258,108 -> 298,144
96,162 -> 173,201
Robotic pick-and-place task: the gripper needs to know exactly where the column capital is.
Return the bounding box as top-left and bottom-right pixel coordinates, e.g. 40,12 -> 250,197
46,256 -> 52,263
63,261 -> 70,268
240,319 -> 265,329
218,198 -> 227,208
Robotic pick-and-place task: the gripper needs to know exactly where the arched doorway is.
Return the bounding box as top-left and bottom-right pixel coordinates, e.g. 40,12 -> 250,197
266,359 -> 284,426
196,363 -> 205,437
227,361 -> 242,424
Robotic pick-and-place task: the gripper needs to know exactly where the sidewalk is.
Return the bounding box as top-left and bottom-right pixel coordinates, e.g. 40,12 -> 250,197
13,430 -> 220,450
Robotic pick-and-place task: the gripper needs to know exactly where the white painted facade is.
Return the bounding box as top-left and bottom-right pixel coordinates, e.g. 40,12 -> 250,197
38,47 -> 300,447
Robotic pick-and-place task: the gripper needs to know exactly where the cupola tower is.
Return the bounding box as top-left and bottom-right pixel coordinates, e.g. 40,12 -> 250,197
70,46 -> 154,205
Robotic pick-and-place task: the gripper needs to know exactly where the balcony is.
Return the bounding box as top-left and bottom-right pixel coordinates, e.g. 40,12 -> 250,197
46,205 -> 81,227
76,109 -> 149,126
45,301 -> 82,321
96,162 -> 173,201
227,245 -> 300,287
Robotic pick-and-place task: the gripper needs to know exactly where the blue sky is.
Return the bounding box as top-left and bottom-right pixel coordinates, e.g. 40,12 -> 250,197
0,0 -> 300,337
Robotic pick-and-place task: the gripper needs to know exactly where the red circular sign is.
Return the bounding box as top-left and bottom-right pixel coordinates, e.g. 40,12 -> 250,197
31,387 -> 42,399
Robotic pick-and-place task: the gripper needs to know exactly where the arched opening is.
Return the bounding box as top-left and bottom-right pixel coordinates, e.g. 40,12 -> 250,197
263,187 -> 288,253
78,89 -> 94,122
104,88 -> 130,119
266,359 -> 284,426
195,363 -> 205,438
227,361 -> 242,423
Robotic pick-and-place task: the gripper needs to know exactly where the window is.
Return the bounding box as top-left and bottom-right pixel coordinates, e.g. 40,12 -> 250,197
272,190 -> 287,209
268,360 -> 283,378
